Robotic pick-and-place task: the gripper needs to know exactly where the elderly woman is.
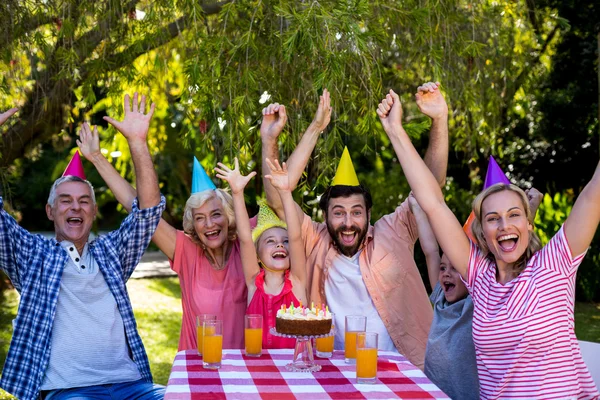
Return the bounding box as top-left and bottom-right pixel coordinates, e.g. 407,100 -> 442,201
78,101 -> 249,350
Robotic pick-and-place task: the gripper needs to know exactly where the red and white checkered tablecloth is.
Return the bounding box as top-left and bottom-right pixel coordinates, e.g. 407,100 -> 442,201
165,349 -> 449,399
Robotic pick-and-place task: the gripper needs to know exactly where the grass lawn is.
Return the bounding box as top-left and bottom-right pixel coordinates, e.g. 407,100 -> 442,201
0,278 -> 599,398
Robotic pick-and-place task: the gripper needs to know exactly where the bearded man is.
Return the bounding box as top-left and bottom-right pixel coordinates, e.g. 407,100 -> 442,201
261,83 -> 448,368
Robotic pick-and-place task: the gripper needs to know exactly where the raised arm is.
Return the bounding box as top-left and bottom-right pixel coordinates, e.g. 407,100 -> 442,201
564,161 -> 600,256
103,93 -> 160,209
215,158 -> 260,288
525,187 -> 543,224
408,194 -> 441,289
416,82 -> 449,186
264,159 -> 307,297
78,120 -> 177,259
0,108 -> 18,126
377,89 -> 470,279
261,90 -> 331,221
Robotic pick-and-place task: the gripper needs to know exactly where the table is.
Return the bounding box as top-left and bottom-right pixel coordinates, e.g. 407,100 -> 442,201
165,349 -> 449,399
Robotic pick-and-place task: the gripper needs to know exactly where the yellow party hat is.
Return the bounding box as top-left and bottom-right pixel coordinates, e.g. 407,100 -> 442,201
331,147 -> 359,186
251,200 -> 287,242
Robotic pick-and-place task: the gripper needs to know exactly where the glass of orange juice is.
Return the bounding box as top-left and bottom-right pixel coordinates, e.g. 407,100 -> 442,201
202,319 -> 223,369
196,314 -> 217,356
316,313 -> 335,358
356,332 -> 378,384
244,314 -> 263,357
345,315 -> 366,364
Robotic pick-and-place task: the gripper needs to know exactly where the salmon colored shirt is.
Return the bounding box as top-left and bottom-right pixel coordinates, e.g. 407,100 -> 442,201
301,199 -> 433,369
246,269 -> 299,349
170,230 -> 248,351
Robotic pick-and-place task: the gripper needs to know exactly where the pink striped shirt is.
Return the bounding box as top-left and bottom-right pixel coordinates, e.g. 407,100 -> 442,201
465,226 -> 599,399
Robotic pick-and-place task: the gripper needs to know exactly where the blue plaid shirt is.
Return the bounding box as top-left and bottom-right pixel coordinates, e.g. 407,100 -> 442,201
0,195 -> 166,400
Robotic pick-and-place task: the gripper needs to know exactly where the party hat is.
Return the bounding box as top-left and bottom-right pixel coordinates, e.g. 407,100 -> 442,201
62,151 -> 86,179
331,147 -> 359,186
463,156 -> 510,239
192,156 -> 216,194
252,200 -> 287,242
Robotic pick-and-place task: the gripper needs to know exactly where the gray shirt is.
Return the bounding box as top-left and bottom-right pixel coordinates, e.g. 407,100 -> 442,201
41,241 -> 140,390
424,283 -> 479,400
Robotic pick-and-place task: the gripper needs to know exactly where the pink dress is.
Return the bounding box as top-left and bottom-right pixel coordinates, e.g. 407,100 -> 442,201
465,226 -> 599,399
170,230 -> 247,350
246,270 -> 299,349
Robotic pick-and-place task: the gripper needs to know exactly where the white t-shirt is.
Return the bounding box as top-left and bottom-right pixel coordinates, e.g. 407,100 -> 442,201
324,250 -> 397,352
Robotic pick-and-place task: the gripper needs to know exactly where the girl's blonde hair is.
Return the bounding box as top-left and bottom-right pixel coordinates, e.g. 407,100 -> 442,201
471,183 -> 542,275
182,189 -> 236,245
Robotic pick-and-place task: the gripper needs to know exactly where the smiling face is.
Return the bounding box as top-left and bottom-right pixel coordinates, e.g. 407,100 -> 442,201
480,190 -> 532,269
46,180 -> 97,250
192,197 -> 229,250
325,194 -> 369,257
257,227 -> 290,271
438,254 -> 469,303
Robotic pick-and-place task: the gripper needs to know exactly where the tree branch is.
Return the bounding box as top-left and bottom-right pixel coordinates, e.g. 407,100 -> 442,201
79,1 -> 229,81
73,0 -> 140,63
0,12 -> 55,48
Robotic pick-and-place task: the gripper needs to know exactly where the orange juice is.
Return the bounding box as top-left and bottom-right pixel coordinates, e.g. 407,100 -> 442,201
245,328 -> 262,355
197,325 -> 216,356
356,348 -> 378,379
203,334 -> 223,364
316,334 -> 334,353
345,331 -> 358,359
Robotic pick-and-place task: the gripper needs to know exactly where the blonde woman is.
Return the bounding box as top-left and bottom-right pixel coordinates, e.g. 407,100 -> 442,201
376,88 -> 599,399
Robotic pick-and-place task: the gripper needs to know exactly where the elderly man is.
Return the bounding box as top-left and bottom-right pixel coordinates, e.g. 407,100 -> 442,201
261,83 -> 448,369
0,94 -> 166,400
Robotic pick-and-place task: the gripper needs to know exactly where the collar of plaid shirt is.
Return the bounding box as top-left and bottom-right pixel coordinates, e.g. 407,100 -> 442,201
0,195 -> 166,400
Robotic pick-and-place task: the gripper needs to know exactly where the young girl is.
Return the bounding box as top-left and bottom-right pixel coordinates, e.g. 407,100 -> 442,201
216,158 -> 308,349
377,89 -> 600,399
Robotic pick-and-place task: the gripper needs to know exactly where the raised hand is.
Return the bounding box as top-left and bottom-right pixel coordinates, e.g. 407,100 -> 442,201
0,108 -> 18,126
311,88 -> 332,131
103,92 -> 155,143
215,158 -> 257,195
526,187 -> 543,216
76,123 -> 101,161
415,82 -> 448,120
260,103 -> 287,142
264,158 -> 292,192
377,89 -> 403,134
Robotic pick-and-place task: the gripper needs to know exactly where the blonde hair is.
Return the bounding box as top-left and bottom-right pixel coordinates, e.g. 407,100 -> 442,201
471,183 -> 542,275
182,189 -> 236,245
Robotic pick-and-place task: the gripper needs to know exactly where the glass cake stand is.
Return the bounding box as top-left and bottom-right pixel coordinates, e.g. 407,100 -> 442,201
269,327 -> 334,372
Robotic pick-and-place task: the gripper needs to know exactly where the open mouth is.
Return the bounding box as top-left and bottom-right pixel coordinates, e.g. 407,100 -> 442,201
205,230 -> 221,240
340,230 -> 357,245
442,281 -> 456,293
67,217 -> 83,226
272,251 -> 288,259
497,233 -> 518,252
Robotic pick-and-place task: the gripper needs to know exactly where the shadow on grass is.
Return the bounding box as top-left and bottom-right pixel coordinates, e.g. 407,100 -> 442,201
146,277 -> 181,300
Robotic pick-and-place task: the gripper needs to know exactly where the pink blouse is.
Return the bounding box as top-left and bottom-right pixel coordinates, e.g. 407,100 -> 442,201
170,230 -> 247,350
246,269 -> 299,349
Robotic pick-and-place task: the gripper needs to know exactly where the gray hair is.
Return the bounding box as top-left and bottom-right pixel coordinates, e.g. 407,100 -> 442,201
182,189 -> 236,245
47,176 -> 96,206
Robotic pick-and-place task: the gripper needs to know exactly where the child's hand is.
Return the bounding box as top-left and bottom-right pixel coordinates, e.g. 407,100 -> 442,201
264,158 -> 292,192
215,158 -> 256,195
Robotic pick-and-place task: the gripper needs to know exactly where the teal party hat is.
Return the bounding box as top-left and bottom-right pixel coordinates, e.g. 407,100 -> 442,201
192,157 -> 217,194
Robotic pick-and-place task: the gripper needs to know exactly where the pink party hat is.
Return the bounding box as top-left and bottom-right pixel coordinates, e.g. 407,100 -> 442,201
62,151 -> 86,180
463,156 -> 510,239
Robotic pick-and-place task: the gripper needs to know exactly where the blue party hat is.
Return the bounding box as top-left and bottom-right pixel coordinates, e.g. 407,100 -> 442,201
192,157 -> 216,194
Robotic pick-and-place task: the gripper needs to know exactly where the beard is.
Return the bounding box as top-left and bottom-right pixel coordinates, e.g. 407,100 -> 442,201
326,221 -> 369,257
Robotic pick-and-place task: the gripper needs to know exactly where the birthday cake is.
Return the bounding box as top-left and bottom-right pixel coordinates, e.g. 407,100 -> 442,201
276,305 -> 332,336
